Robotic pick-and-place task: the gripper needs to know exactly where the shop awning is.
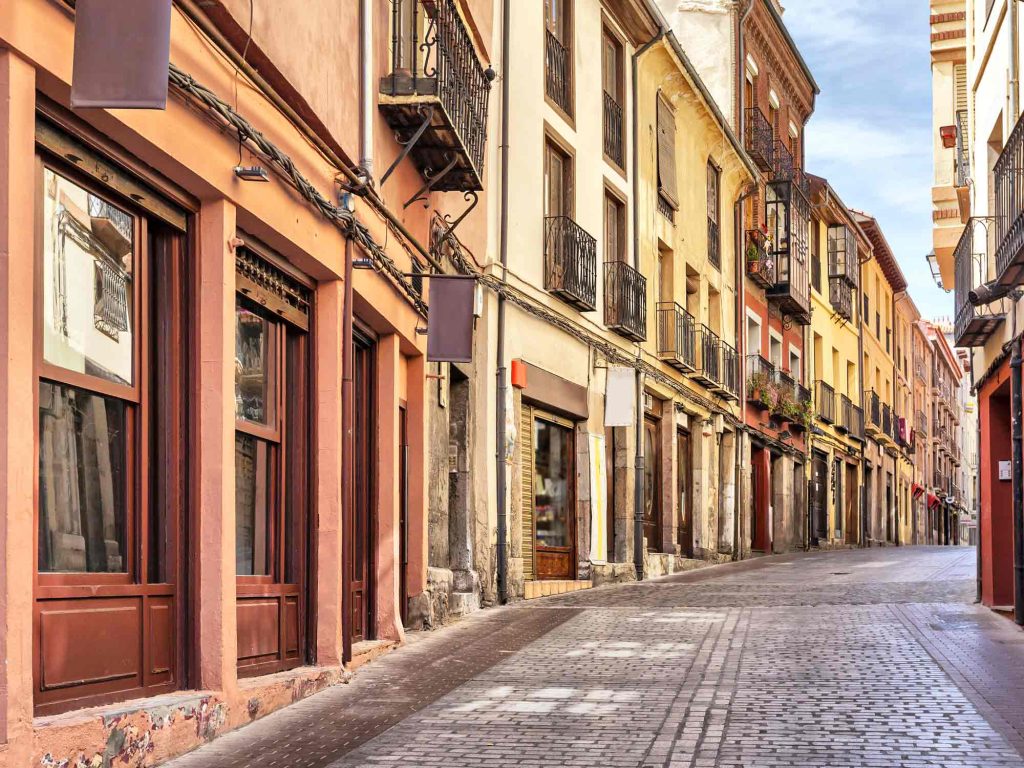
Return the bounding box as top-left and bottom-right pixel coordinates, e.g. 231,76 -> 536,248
927,493 -> 940,510
912,483 -> 925,500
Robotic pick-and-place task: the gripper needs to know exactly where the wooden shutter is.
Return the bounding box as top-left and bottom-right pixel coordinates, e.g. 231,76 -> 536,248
520,405 -> 536,580
657,96 -> 678,209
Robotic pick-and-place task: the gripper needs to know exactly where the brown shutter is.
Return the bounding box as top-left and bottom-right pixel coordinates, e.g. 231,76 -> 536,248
520,404 -> 536,580
657,96 -> 679,209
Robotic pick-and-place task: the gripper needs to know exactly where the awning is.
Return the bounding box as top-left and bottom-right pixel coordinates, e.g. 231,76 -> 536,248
912,483 -> 925,500
927,493 -> 940,510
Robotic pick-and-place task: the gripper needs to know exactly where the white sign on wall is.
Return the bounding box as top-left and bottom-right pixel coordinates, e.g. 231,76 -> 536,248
999,460 -> 1012,482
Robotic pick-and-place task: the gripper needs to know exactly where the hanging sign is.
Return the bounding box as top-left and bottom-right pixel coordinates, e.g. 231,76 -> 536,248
427,276 -> 476,363
605,367 -> 635,427
71,0 -> 173,109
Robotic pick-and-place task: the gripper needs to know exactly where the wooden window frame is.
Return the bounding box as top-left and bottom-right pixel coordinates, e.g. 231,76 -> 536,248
601,21 -> 626,173
33,143 -> 190,715
544,129 -> 575,220
657,93 -> 679,212
604,185 -> 626,264
707,160 -> 721,271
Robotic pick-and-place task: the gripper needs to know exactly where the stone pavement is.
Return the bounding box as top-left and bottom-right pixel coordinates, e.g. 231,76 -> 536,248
164,547 -> 1024,768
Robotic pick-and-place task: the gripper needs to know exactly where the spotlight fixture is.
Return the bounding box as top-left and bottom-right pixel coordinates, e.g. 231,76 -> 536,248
234,165 -> 270,182
352,258 -> 374,270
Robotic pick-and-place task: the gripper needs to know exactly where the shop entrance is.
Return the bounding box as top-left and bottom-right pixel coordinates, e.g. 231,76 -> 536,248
350,330 -> 376,642
521,406 -> 576,580
810,451 -> 829,544
677,428 -> 692,558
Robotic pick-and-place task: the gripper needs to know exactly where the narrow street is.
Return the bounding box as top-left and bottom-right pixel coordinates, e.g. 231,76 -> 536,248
166,547 -> 1024,768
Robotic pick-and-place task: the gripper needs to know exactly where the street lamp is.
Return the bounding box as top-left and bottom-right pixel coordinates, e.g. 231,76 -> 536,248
926,250 -> 948,292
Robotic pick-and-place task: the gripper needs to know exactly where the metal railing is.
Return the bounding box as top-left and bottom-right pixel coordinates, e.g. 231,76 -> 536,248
383,0 -> 491,181
745,229 -> 775,288
695,325 -> 722,387
656,302 -> 696,372
603,91 -> 624,167
765,179 -> 811,324
604,261 -> 646,341
545,29 -> 572,115
544,216 -> 597,311
954,216 -> 1006,346
815,381 -> 836,424
746,355 -> 775,405
745,107 -> 775,172
917,410 -> 928,436
829,277 -> 854,321
721,342 -> 739,399
866,390 -> 881,432
994,110 -> 1024,283
881,402 -> 892,439
955,108 -> 971,188
773,138 -> 795,182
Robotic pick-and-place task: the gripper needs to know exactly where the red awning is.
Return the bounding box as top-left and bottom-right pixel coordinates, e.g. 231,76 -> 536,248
912,483 -> 925,499
927,493 -> 940,509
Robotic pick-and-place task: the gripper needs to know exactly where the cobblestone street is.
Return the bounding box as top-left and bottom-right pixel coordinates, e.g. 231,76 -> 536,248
166,548 -> 1024,768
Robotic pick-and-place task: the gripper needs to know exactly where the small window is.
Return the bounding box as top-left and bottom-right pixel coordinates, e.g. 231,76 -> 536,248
604,192 -> 625,263
544,139 -> 573,219
707,162 -> 721,269
657,95 -> 678,211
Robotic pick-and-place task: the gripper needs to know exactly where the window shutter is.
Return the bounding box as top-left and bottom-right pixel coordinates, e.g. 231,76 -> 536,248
520,405 -> 536,580
657,96 -> 679,209
954,64 -> 968,114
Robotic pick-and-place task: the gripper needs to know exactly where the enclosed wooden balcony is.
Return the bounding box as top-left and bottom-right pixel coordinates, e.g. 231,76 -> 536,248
994,110 -> 1024,285
379,0 -> 491,193
765,180 -> 812,325
954,216 -> 1007,347
545,216 -> 597,311
829,277 -> 854,322
827,224 -> 857,285
604,261 -> 647,342
693,325 -> 722,388
745,107 -> 775,173
656,302 -> 696,372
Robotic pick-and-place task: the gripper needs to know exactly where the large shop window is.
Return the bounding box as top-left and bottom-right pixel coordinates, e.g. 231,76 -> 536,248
35,155 -> 188,715
233,242 -> 313,677
520,406 -> 576,580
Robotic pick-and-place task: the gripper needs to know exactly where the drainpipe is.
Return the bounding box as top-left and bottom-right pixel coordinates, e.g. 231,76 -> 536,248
341,237 -> 355,664
733,185 -> 755,560
631,29 -> 666,582
971,352 -> 981,601
360,0 -> 374,179
495,0 -> 511,604
857,258 -> 867,546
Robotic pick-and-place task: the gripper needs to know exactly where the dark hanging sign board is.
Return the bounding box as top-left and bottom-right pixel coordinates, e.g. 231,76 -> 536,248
71,0 -> 173,110
426,276 -> 476,363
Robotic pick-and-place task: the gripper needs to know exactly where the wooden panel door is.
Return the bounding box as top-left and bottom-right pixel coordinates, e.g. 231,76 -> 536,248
810,452 -> 828,545
528,408 -> 576,580
677,429 -> 692,557
350,332 -> 375,642
643,417 -> 661,551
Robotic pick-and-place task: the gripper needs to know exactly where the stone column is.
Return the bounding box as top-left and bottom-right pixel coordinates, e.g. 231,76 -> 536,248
613,424 -> 636,565
406,353 -> 429,601
197,198 -> 238,694
314,280 -> 343,665
375,334 -> 404,642
0,49 -> 36,759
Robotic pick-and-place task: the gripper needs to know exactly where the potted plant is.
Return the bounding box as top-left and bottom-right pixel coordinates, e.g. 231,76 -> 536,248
747,371 -> 773,409
773,387 -> 794,421
788,398 -> 813,433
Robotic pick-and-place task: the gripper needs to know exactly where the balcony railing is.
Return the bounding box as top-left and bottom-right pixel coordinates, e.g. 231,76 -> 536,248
955,108 -> 971,188
994,110 -> 1024,285
746,355 -> 775,407
604,261 -> 646,341
379,0 -> 491,192
917,410 -> 928,436
720,342 -> 740,400
773,138 -> 795,182
545,30 -> 572,115
545,216 -> 597,311
745,107 -> 775,172
603,91 -> 624,168
829,277 -> 854,322
954,216 -> 1007,347
849,402 -> 865,441
881,402 -> 893,440
656,302 -> 696,372
765,180 -> 812,325
775,370 -> 796,419
815,380 -> 836,424
708,219 -> 721,269
745,229 -> 775,289
865,390 -> 881,435
694,325 -> 722,388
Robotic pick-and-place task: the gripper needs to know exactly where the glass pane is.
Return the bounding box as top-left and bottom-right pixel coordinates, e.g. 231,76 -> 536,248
38,381 -> 128,573
235,433 -> 273,576
235,301 -> 278,426
534,418 -> 572,549
42,169 -> 135,386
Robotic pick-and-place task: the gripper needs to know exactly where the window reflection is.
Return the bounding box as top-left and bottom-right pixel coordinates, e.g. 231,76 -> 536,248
42,169 -> 134,386
38,382 -> 127,573
235,433 -> 272,576
235,302 -> 277,426
534,418 -> 572,549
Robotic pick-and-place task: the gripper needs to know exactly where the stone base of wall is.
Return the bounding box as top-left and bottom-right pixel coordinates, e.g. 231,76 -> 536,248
591,561 -> 637,586
405,567 -> 482,630
33,666 -> 348,768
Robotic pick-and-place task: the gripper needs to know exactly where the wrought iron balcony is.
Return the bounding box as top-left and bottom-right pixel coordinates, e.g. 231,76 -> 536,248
815,380 -> 836,424
720,342 -> 740,400
881,402 -> 893,441
545,216 -> 597,311
954,216 -> 1007,347
848,402 -> 865,441
745,107 -> 775,172
765,180 -> 812,325
745,229 -> 775,289
829,277 -> 854,322
379,0 -> 491,193
955,109 -> 971,189
773,138 -> 795,182
656,302 -> 696,372
545,29 -> 572,115
917,410 -> 928,437
746,355 -> 776,407
604,261 -> 647,341
865,390 -> 881,436
827,224 -> 857,285
693,325 -> 722,388
994,110 -> 1024,285
603,91 -> 624,167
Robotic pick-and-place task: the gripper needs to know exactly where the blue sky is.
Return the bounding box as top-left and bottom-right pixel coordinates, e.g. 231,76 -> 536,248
780,0 -> 952,320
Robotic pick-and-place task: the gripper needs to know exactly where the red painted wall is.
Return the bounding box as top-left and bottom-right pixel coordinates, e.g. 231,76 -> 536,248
980,363 -> 1014,608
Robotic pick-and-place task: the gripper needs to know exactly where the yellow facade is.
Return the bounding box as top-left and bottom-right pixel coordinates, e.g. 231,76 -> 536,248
806,179 -> 865,546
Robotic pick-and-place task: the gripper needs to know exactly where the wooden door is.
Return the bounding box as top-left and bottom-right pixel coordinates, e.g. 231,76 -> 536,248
677,429 -> 692,557
525,407 -> 576,580
350,333 -> 375,642
643,417 -> 661,551
845,463 -> 858,545
810,452 -> 828,544
605,425 -> 616,562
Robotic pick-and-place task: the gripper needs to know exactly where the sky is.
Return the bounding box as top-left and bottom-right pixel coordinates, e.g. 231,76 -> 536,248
779,0 -> 953,321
